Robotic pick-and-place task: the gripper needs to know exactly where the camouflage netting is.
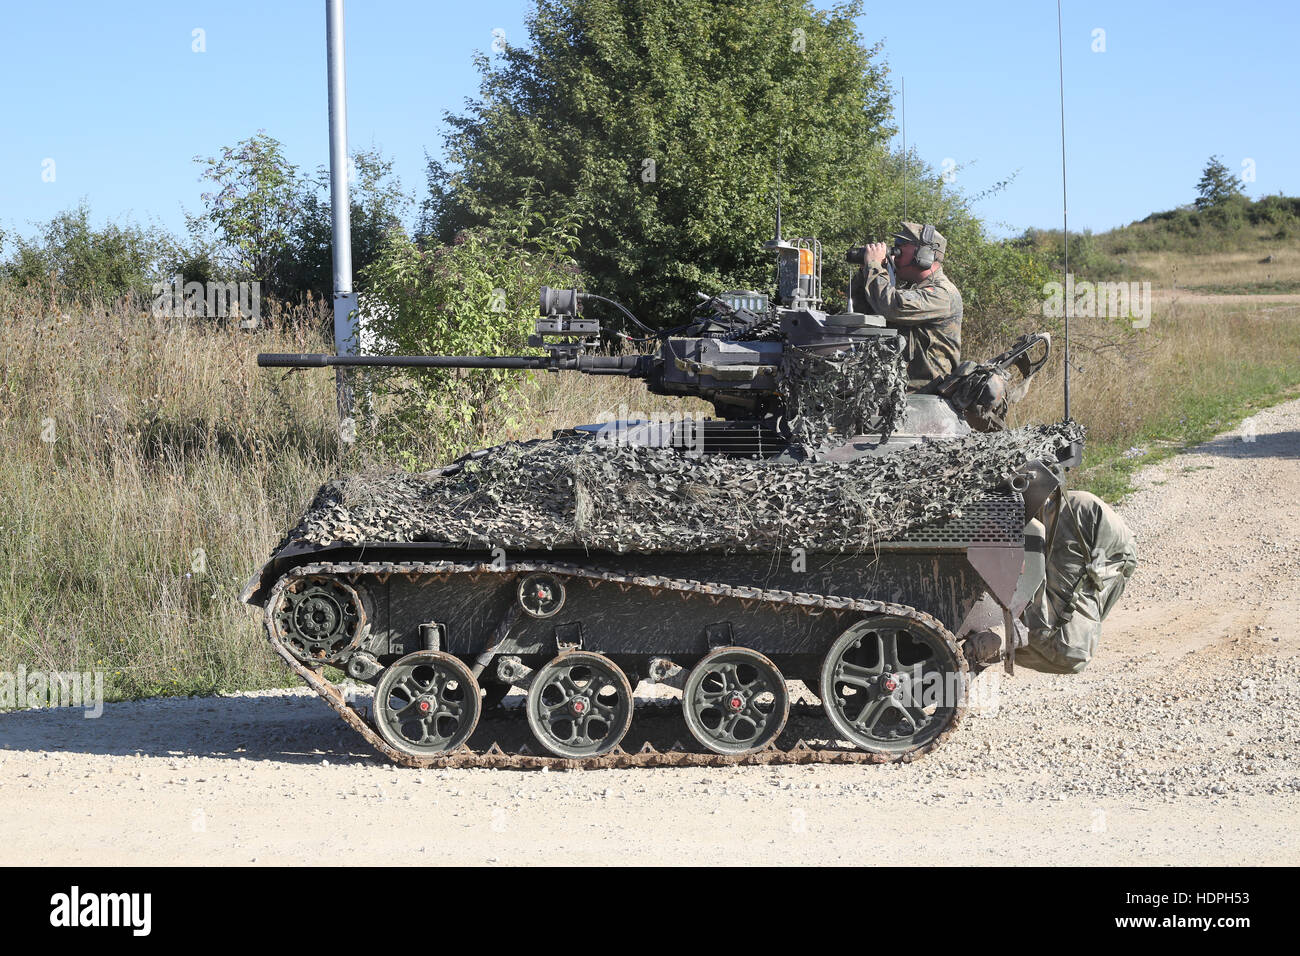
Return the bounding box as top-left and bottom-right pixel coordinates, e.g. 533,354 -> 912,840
777,341 -> 909,448
275,420 -> 1084,556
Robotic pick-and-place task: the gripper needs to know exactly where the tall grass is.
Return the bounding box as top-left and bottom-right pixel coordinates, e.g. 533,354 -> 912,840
1010,298 -> 1300,499
1118,243 -> 1300,292
0,283 -> 710,700
0,286 -> 342,697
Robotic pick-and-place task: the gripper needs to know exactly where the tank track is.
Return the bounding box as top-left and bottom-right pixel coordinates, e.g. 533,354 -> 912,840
263,559 -> 969,770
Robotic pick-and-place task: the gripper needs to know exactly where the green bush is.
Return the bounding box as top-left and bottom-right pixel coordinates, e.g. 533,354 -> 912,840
1248,194 -> 1300,225
360,197 -> 583,468
951,235 -> 1054,346
2,203 -> 187,302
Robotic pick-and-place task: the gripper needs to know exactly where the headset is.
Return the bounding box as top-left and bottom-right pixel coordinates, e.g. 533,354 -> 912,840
892,223 -> 940,270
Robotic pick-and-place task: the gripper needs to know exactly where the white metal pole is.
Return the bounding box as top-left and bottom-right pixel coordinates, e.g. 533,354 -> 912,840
327,0 -> 357,419
1057,0 -> 1071,422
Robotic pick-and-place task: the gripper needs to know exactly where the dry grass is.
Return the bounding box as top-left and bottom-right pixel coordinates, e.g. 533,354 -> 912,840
1127,248 -> 1300,291
0,284 -> 710,700
1010,297 -> 1300,498
0,287 -> 343,696
1090,222 -> 1300,293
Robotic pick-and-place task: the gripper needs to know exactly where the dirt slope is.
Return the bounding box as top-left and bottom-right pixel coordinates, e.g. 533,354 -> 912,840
2,402 -> 1297,866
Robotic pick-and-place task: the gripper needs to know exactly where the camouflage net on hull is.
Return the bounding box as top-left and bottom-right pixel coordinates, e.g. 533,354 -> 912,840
777,341 -> 909,448
277,420 -> 1084,555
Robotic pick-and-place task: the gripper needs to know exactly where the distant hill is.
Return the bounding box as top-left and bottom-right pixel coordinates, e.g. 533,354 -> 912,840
1015,194 -> 1300,291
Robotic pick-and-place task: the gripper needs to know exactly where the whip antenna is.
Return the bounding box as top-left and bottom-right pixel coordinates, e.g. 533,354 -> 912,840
775,129 -> 784,243
901,77 -> 907,221
1057,0 -> 1071,420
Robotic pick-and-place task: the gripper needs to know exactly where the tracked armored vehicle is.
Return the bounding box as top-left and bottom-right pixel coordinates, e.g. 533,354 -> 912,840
244,234 -> 1078,769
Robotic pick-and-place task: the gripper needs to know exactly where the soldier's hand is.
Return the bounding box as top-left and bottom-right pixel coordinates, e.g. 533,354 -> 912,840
864,242 -> 888,267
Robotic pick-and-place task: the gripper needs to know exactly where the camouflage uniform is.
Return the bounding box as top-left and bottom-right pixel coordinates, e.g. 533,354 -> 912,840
852,222 -> 963,391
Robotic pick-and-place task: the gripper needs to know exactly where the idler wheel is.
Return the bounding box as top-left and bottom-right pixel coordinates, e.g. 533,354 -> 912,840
820,615 -> 966,756
526,652 -> 633,758
372,651 -> 481,756
683,647 -> 789,755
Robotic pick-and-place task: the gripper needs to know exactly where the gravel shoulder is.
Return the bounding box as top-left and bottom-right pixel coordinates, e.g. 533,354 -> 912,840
2,403 -> 1298,866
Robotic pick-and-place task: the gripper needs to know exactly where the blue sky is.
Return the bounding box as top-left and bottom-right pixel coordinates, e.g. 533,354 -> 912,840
2,1 -> 1294,245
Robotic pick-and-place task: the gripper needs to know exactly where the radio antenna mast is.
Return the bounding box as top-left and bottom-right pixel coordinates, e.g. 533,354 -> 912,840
765,130 -> 793,253
1057,0 -> 1071,420
775,129 -> 784,243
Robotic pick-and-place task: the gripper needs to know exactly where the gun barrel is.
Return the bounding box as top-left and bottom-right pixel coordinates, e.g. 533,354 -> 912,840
257,353 -> 649,374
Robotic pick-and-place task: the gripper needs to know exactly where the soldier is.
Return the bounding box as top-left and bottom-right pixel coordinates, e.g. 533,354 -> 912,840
853,222 -> 962,391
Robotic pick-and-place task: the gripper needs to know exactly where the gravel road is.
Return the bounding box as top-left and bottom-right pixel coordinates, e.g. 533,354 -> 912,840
3,401 -> 1297,866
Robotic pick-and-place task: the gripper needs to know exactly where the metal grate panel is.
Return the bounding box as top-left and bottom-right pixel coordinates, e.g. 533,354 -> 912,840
883,490 -> 1024,549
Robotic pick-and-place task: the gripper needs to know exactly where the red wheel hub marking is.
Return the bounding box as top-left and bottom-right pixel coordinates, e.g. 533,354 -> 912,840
883,676 -> 898,692
572,700 -> 586,714
418,700 -> 431,712
729,695 -> 744,711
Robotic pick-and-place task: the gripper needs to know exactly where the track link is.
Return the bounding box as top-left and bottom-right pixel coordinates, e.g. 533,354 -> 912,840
263,560 -> 968,770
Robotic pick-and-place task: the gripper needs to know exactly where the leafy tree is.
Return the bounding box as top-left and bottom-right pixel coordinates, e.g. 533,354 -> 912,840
361,195 -> 583,467
423,0 -> 1044,345
425,0 -> 893,324
1195,155 -> 1243,210
190,132 -> 301,297
190,133 -> 409,305
287,147 -> 410,301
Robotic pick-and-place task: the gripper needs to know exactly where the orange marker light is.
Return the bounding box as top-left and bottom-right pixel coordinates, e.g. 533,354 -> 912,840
799,248 -> 814,276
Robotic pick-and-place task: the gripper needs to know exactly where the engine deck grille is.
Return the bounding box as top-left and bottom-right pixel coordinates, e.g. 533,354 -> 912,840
884,490 -> 1024,549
